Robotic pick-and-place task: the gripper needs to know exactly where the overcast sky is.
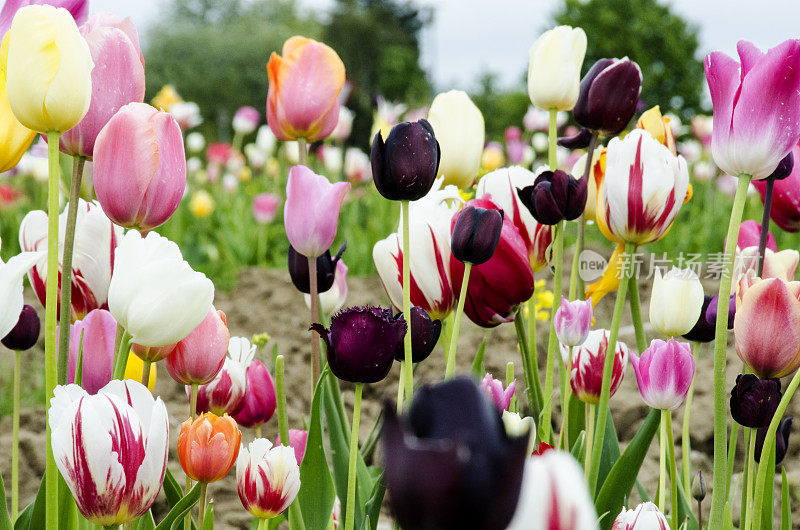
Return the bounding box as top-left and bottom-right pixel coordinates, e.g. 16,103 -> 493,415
93,0 -> 800,91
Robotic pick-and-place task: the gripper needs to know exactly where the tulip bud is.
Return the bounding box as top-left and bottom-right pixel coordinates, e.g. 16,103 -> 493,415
730,374 -> 781,428
649,267 -> 704,336
450,205 -> 504,265
755,416 -> 792,464
252,193 -> 280,224
770,151 -> 794,181
62,308 -> 116,394
630,339 -> 695,411
554,297 -> 592,347
178,413 -> 241,483
516,169 -> 587,226
479,373 -> 515,412
165,307 -> 230,386
392,306 -> 441,364
691,471 -> 706,502
573,57 -> 642,137
195,336 -> 251,416
232,355 -> 277,429
370,119 -> 440,201
1,304 -> 39,351
527,26 -> 587,111
232,106 -> 260,135
611,502 -> 669,530
275,429 -> 308,466
562,328 -> 629,404
305,260 -> 349,316
312,306 -> 406,384
287,243 -> 346,294
426,90 -> 485,189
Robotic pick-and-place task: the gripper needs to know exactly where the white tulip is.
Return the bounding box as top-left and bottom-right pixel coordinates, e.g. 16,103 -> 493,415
649,267 -> 704,336
185,132 -> 206,153
612,502 -> 670,530
426,90 -> 485,189
527,26 -> 587,111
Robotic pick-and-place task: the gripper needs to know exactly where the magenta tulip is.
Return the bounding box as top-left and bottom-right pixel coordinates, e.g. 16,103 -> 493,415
252,193 -> 281,224
479,373 -> 515,412
59,13 -> 145,158
284,165 -> 350,258
165,308 -> 230,385
736,219 -> 776,251
0,0 -> 88,37
704,39 -> 800,179
753,142 -> 800,232
275,429 -> 308,465
630,339 -> 695,410
232,357 -> 277,429
62,309 -> 116,394
554,296 -> 592,347
93,102 -> 186,231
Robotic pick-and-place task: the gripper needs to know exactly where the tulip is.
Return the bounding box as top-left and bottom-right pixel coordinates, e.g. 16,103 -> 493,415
480,373 -> 515,412
62,308 -> 115,394
636,106 -> 676,155
312,306 -> 406,383
232,343 -> 277,428
0,1 -> 88,37
481,142 -> 505,172
734,275 -> 800,377
252,192 -> 281,224
596,129 -> 689,245
573,57 -> 642,137
232,105 -> 260,135
527,25 -> 587,111
729,374 -> 781,428
735,246 -> 798,282
275,429 -> 308,466
288,243 -> 346,294
630,339 -> 695,410
371,119 -> 440,201
561,328 -> 628,404
5,4 -> 93,133
754,416 -> 792,464
2,304 -> 39,351
21,199 -> 122,321
195,335 -> 251,416
373,180 -> 461,319
130,342 -> 175,364
108,231 -> 214,347
93,102 -> 186,231
267,36 -> 345,142
284,165 -> 350,258
737,219 -> 776,250
305,260 -> 348,316
49,380 -> 168,526
343,147 -> 371,184
331,106 -> 354,141
682,294 -> 716,343
0,33 -> 35,172
554,296 -> 592,347
178,412 -> 241,483
189,190 -> 215,218
0,247 -> 40,344
169,101 -> 202,130
649,267 -> 704,336
392,306 -> 441,364
752,142 -> 800,232
383,377 -> 529,530
612,502 -> 669,530
185,131 -> 205,153
123,353 -> 156,390
476,166 -> 553,271
517,168 -> 586,226
426,90 -> 485,189
165,307 -> 229,386
59,13 -> 145,158
506,451 -> 598,529
705,40 -> 800,180
501,411 -> 535,451
691,471 -> 706,502
450,204 -> 503,265
237,438 -> 301,519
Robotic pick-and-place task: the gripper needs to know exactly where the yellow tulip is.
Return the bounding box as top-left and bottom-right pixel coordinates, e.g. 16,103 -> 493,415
151,84 -> 182,112
189,190 -> 215,218
5,5 -> 93,133
0,34 -> 35,172
124,352 -> 156,391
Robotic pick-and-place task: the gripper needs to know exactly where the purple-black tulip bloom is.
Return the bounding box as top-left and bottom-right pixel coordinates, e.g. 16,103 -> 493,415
755,416 -> 792,464
516,169 -> 587,225
770,152 -> 794,181
371,120 -> 441,201
558,127 -> 593,149
683,294 -> 715,343
451,205 -> 504,265
573,58 -> 642,137
730,374 -> 782,428
2,305 -> 40,351
287,242 -> 346,294
312,305 -> 406,384
706,293 -> 735,329
393,306 -> 442,364
382,376 -> 529,530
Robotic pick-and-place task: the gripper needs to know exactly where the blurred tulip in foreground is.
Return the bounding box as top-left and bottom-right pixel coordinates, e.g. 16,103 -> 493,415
371,119 -> 440,201
166,307 -> 229,386
178,412 -> 241,483
232,339 -> 277,429
237,438 -> 300,519
554,296 -> 592,347
649,267 -> 704,336
573,57 -> 642,137
612,502 -> 668,530
426,90 -> 485,189
527,25 -> 587,111
630,339 -> 695,411
1,304 -> 39,351
561,328 -> 628,405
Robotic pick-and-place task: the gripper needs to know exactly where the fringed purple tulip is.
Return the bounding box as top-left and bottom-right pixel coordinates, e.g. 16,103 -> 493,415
479,373 -> 515,412
194,336 -> 251,416
62,308 -> 116,394
730,374 -> 781,428
554,296 -> 592,347
630,338 -> 695,411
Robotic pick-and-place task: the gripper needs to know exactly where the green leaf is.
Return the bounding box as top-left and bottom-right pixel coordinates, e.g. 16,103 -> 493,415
781,467 -> 790,530
567,395 -> 586,451
595,408 -> 660,530
58,474 -> 77,530
203,501 -> 214,530
137,511 -> 157,530
0,473 -> 12,530
154,482 -> 201,530
266,514 -> 285,529
760,445 -> 776,530
359,473 -> 385,530
14,472 -> 45,530
470,339 -> 486,377
596,408 -> 622,491
570,430 -> 586,463
162,470 -> 198,530
722,502 -> 735,530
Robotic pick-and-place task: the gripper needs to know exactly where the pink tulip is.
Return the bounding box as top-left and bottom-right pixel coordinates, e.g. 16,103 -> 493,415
734,275 -> 800,378
252,193 -> 281,224
0,0 -> 87,37
232,106 -> 260,135
479,373 -> 515,412
165,308 -> 230,385
206,142 -> 233,166
753,142 -> 800,232
736,219 -> 776,251
554,296 -> 592,347
284,165 -> 350,258
705,39 -> 800,179
232,357 -> 277,429
61,309 -> 116,394
275,429 -> 308,465
93,102 -> 186,231
59,13 -> 145,158
562,329 -> 628,405
630,339 -> 695,410
130,342 -> 175,363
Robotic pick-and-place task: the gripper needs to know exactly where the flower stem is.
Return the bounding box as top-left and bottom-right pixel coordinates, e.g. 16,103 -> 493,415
276,355 -> 289,444
257,518 -> 267,530
743,428 -> 756,530
726,421 -> 740,499
111,330 -> 132,380
298,138 -> 308,166
198,482 -> 208,529
558,346 -> 574,450
400,200 -> 413,406
44,130 -> 61,530
395,366 -> 405,414
185,383 -> 199,530
568,131 -> 598,300
682,376 -> 695,492
344,383 -> 363,530
445,263 -> 472,379
56,155 -> 86,384
666,410 -> 679,530
548,109 -> 558,169
587,241 -> 634,495
12,349 -> 20,520
710,173 -> 752,527
627,272 -> 647,352
659,409 -> 668,512
308,256 -> 321,400
584,402 -> 595,476
522,298 -> 544,414
541,221 -> 565,443
141,360 -> 151,389
757,177 -> 774,277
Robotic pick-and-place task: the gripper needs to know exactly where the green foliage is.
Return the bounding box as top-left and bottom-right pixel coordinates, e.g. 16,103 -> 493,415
470,73 -> 530,141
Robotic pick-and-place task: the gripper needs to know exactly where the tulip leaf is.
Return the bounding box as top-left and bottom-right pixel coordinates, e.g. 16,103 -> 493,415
13,472 -> 45,530
203,501 -> 214,530
154,482 -> 200,530
570,430 -> 586,463
162,470 -> 199,530
137,511 -> 156,530
567,394 -> 586,448
595,408 -> 660,530
359,472 -> 386,530
781,467 -> 790,530
596,408 -> 622,490
723,502 -> 735,530
470,338 -> 486,377
58,475 -> 77,530
13,471 -> 74,530
760,444 -> 776,530
267,514 -> 285,529
297,369 -> 335,530
0,473 -> 12,530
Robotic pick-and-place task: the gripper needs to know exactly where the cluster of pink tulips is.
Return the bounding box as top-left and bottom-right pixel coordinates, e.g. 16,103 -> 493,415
1,1 -> 800,529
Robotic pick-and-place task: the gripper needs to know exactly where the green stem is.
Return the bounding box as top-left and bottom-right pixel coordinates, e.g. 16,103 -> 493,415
445,263 -> 471,379
104,526 -> 119,530
506,362 -> 516,413
232,132 -> 244,153
522,299 -> 544,414
141,360 -> 151,389
682,377 -> 695,492
659,410 -> 667,512
298,138 -> 308,166
276,356 -> 289,444
257,518 -> 267,530
541,221 -> 565,443
627,272 -> 647,352
198,482 -> 208,529
308,257 -> 321,402
744,428 -> 756,530
568,131 -> 598,300
710,173 -> 751,528
12,350 -> 20,520
111,330 -> 132,380
548,109 -> 558,169
401,200 -> 413,406
666,410 -> 679,530
344,383 -> 363,530
44,130 -> 60,529
185,382 -> 199,530
395,365 -> 405,414
558,346 -> 574,450
57,155 -> 86,384
726,422 -> 740,500
584,403 -> 595,476
587,241 -> 634,496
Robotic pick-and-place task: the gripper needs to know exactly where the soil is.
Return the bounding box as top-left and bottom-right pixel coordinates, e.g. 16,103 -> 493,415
2,258 -> 800,528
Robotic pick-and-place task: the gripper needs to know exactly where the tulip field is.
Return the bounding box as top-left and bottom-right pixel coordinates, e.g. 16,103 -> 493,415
5,1 -> 800,530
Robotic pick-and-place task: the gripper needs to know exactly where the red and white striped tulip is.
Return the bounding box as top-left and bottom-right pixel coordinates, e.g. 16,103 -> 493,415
561,328 -> 628,404
630,339 -> 695,410
195,336 -> 251,416
612,502 -> 669,530
237,438 -> 301,519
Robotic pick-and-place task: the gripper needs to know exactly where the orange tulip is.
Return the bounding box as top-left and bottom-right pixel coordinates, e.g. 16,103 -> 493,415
177,413 -> 241,483
266,36 -> 345,142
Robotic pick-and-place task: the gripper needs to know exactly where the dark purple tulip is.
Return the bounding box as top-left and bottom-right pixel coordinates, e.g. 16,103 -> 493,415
683,294 -> 715,343
558,127 -> 593,149
287,242 -> 346,294
755,416 -> 792,464
382,376 -> 529,530
730,374 -> 781,428
450,205 -> 503,265
516,169 -> 586,225
312,306 -> 406,384
2,305 -> 40,351
371,120 -> 440,201
232,360 -> 277,428
770,152 -> 794,181
705,293 -> 735,329
573,58 -> 642,137
393,306 -> 442,363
